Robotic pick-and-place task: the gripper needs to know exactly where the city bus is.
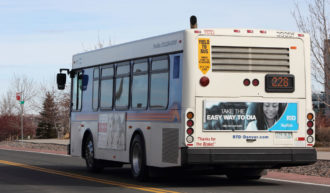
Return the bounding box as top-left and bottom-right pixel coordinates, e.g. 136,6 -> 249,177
57,17 -> 316,180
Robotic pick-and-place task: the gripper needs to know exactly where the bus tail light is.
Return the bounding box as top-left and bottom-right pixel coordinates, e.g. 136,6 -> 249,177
307,113 -> 313,120
247,30 -> 254,33
306,112 -> 314,145
186,128 -> 194,135
307,128 -> 314,135
187,120 -> 194,127
200,76 -> 209,87
243,79 -> 250,86
307,136 -> 314,143
186,136 -> 194,143
307,121 -> 313,128
186,111 -> 194,144
187,112 -> 194,119
252,79 -> 259,86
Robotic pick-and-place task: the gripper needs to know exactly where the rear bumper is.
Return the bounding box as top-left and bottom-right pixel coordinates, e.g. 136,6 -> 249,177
181,148 -> 317,168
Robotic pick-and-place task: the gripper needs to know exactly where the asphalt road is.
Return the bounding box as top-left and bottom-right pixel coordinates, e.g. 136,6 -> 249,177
0,149 -> 329,193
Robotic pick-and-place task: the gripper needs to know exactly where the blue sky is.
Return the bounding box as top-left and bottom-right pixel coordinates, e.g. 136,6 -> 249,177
0,0 -> 311,97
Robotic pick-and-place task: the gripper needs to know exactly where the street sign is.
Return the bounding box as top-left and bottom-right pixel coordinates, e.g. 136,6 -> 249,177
16,92 -> 21,101
20,101 -> 24,104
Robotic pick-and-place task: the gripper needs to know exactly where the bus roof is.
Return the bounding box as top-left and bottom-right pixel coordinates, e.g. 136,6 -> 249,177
72,28 -> 307,70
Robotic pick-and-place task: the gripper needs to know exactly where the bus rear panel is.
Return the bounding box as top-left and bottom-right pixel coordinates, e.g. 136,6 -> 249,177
181,29 -> 316,168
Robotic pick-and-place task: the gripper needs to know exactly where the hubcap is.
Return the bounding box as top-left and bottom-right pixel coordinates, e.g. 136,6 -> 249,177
132,143 -> 142,174
86,139 -> 94,166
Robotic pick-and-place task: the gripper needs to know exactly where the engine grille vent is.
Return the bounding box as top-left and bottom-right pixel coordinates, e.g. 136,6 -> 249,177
212,46 -> 290,73
162,128 -> 179,164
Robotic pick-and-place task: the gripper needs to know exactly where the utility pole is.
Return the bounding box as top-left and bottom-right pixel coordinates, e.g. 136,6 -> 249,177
16,92 -> 24,143
21,99 -> 24,143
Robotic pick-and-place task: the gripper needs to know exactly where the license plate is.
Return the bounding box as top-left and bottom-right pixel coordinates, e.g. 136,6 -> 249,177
275,132 -> 293,139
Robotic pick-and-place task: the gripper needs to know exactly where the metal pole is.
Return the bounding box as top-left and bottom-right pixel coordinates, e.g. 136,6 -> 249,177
20,95 -> 24,143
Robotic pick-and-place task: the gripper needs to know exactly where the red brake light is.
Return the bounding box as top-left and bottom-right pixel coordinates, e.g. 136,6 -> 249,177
252,79 -> 259,86
260,30 -> 267,34
298,34 -> 304,37
243,79 -> 250,86
234,29 -> 240,33
307,121 -> 314,127
247,30 -> 253,33
307,128 -> 314,135
200,76 -> 210,87
187,128 -> 194,135
187,120 -> 194,127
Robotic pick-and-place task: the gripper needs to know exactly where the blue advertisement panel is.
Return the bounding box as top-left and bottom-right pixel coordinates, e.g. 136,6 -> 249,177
204,101 -> 298,131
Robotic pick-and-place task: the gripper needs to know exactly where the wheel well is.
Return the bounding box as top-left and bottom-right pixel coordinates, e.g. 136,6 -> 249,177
82,130 -> 92,158
129,130 -> 146,161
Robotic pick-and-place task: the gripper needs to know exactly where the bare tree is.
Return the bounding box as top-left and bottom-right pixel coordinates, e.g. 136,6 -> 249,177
81,32 -> 113,52
292,0 -> 330,107
0,75 -> 39,115
0,90 -> 17,115
11,74 -> 39,114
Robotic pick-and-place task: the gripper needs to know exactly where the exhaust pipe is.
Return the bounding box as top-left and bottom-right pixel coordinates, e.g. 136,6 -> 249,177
190,15 -> 197,29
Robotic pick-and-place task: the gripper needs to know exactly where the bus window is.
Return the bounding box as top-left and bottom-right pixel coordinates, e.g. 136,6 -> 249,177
72,71 -> 83,111
100,66 -> 114,109
115,62 -> 130,109
132,59 -> 148,109
77,71 -> 83,110
150,56 -> 169,109
92,68 -> 99,111
173,55 -> 180,79
72,72 -> 78,110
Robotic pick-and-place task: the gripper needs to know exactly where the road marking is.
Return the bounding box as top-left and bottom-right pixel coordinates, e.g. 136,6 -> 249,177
263,177 -> 330,188
0,160 -> 180,193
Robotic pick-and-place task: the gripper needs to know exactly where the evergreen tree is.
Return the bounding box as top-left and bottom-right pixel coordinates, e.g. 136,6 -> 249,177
36,92 -> 59,138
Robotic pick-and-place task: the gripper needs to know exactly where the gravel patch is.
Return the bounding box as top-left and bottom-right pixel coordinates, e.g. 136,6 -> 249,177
271,160 -> 330,178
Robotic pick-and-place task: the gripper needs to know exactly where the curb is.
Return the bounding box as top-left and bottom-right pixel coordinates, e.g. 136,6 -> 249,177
264,171 -> 330,186
0,145 -> 68,156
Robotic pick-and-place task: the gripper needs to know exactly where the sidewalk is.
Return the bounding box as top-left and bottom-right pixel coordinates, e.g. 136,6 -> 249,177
317,151 -> 330,160
0,139 -> 69,155
264,171 -> 330,186
19,139 -> 69,145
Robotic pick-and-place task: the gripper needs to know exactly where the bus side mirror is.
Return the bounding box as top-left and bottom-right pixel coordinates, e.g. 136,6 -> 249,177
57,73 -> 66,90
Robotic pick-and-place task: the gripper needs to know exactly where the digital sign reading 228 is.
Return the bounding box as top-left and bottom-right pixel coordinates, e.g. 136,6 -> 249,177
265,74 -> 295,93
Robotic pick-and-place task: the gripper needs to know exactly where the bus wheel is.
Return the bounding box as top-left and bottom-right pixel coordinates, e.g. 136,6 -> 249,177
84,135 -> 103,172
130,135 -> 149,180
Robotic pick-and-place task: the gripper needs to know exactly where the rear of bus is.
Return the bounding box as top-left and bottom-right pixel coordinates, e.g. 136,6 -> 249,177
181,29 -> 317,172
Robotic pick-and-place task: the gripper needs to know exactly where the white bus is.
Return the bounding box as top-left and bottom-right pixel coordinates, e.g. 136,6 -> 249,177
57,17 -> 316,180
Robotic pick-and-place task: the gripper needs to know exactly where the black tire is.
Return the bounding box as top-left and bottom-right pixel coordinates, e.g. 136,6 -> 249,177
130,135 -> 149,181
84,135 -> 103,172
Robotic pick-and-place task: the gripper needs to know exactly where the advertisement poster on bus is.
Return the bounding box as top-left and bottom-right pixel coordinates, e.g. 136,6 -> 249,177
203,101 -> 298,131
98,112 -> 126,150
